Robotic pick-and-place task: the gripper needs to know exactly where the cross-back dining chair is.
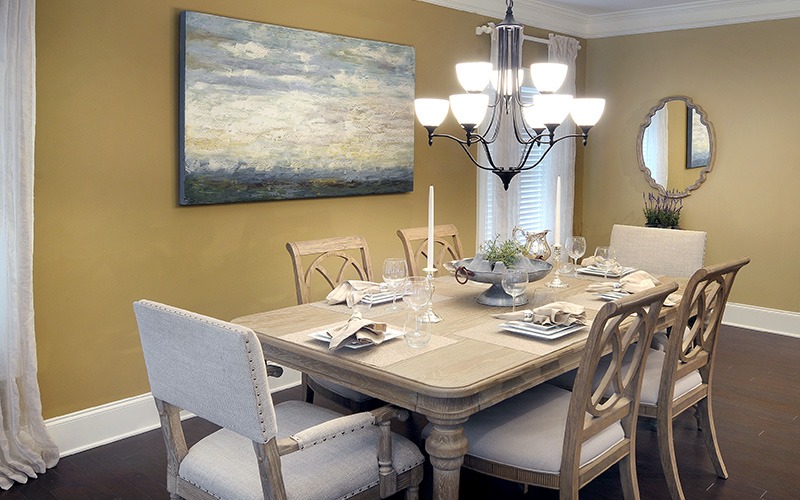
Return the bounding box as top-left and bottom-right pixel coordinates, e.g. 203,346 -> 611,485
450,282 -> 678,499
286,235 -> 383,412
396,224 -> 464,276
609,224 -> 707,278
637,257 -> 750,500
133,299 -> 424,500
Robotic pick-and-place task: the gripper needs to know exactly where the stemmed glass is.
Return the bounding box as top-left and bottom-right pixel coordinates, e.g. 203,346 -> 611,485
345,288 -> 372,318
593,246 -> 618,280
382,258 -> 408,311
501,267 -> 529,312
404,277 -> 432,347
566,236 -> 587,268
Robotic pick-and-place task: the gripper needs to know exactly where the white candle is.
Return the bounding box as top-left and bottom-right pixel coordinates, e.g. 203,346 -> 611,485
427,185 -> 434,270
554,176 -> 561,246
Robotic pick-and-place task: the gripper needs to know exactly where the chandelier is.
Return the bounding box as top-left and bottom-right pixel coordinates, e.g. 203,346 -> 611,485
413,0 -> 605,190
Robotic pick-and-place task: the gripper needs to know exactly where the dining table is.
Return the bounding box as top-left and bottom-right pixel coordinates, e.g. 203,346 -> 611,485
233,271 -> 686,500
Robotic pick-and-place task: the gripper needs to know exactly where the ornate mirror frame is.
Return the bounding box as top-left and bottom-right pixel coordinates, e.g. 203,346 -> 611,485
636,95 -> 716,198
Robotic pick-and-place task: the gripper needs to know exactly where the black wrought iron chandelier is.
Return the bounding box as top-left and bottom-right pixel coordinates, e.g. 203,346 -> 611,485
414,0 -> 605,190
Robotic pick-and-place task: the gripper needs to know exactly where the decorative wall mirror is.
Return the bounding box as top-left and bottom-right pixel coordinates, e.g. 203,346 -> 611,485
636,95 -> 716,198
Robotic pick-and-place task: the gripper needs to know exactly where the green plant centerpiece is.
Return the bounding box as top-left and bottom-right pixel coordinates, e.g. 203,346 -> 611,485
480,235 -> 526,269
643,192 -> 683,229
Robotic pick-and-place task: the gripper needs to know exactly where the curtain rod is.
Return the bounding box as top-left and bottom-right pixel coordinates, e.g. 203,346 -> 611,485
475,23 -> 550,45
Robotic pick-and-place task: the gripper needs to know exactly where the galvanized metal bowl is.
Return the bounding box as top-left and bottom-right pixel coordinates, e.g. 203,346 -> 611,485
453,257 -> 553,307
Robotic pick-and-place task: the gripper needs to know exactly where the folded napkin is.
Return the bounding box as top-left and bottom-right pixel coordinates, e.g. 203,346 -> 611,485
585,270 -> 681,306
325,314 -> 387,351
325,280 -> 382,305
493,301 -> 587,326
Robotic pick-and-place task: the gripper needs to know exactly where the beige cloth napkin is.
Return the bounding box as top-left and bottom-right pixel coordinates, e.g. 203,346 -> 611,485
325,280 -> 381,305
585,270 -> 682,306
325,314 -> 387,350
493,301 -> 587,326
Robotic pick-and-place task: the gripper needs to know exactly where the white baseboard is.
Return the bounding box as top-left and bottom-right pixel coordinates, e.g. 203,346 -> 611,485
723,302 -> 800,338
46,366 -> 301,457
46,304 -> 799,457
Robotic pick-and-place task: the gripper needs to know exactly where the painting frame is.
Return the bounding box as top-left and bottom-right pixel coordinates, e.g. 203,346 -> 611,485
179,11 -> 415,206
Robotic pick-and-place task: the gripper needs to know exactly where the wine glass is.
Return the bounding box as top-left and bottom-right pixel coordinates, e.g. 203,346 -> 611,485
501,267 -> 529,312
403,277 -> 432,347
345,288 -> 372,318
382,258 -> 408,310
593,246 -> 618,280
566,236 -> 587,267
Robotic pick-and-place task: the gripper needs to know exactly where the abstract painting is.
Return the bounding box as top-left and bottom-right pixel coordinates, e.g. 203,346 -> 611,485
179,11 -> 415,205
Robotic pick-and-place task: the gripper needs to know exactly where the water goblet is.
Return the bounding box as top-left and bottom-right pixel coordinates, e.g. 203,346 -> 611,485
593,246 -> 618,280
345,288 -> 372,318
382,258 -> 408,311
403,277 -> 431,314
566,236 -> 586,268
501,267 -> 529,312
403,311 -> 431,348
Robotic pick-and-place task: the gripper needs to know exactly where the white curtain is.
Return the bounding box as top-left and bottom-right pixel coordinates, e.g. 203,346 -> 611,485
476,29 -> 522,244
543,34 -> 579,247
0,0 -> 60,489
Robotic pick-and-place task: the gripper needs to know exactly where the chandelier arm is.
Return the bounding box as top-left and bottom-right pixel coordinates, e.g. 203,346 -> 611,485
516,132 -> 589,171
429,133 -> 500,172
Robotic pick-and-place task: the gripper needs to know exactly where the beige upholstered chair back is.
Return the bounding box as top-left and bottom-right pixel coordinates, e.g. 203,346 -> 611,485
659,257 -> 750,406
133,300 -> 277,443
609,224 -> 706,277
562,282 -> 678,476
396,224 -> 464,276
286,235 -> 373,304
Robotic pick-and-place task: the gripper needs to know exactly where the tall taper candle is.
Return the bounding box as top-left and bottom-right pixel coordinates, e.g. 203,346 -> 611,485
427,186 -> 434,270
554,176 -> 561,246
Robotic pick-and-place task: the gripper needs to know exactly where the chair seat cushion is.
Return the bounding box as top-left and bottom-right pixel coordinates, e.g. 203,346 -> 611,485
549,348 -> 703,406
313,377 -> 375,403
454,384 -> 625,475
179,401 -> 424,499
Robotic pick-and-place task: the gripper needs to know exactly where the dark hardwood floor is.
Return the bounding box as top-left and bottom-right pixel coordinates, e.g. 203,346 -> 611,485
2,325 -> 797,499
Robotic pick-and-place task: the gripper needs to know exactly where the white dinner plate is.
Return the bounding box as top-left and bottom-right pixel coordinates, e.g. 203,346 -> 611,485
498,321 -> 585,340
596,291 -> 631,301
308,327 -> 404,349
577,266 -> 637,278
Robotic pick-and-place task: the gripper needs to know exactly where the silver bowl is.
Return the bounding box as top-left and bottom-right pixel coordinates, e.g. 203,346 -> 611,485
453,258 -> 553,307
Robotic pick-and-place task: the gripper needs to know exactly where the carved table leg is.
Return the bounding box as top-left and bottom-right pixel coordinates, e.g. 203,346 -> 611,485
425,416 -> 469,500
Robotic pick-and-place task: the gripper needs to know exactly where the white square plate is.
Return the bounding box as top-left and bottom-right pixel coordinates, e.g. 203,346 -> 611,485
498,321 -> 585,340
596,291 -> 631,301
577,266 -> 637,278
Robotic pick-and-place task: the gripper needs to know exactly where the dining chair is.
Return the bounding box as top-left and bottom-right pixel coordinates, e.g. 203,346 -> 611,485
609,224 -> 707,278
133,299 -> 424,500
637,257 -> 750,500
286,235 -> 383,412
396,224 -> 464,276
448,282 -> 679,499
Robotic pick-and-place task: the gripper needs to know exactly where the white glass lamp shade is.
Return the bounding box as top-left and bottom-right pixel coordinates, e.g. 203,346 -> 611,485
414,99 -> 450,127
533,94 -> 574,125
449,93 -> 489,127
490,69 -> 525,95
456,62 -> 492,93
521,105 -> 546,130
570,98 -> 606,126
530,63 -> 568,93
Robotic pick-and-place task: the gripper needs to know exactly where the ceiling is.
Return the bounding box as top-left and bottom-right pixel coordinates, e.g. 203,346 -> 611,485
418,0 -> 800,38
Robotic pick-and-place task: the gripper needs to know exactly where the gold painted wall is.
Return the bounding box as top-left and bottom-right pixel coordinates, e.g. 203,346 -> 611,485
582,19 -> 800,311
34,0 -> 573,418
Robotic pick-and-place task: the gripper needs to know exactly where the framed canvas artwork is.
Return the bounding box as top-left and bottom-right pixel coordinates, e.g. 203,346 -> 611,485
179,11 -> 415,205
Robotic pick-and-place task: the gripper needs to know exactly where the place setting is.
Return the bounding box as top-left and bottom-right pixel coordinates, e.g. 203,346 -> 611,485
585,269 -> 682,306
491,287 -> 588,340
575,246 -> 637,279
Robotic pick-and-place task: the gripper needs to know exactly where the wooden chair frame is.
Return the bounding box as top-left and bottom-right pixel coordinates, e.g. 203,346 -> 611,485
396,224 -> 464,276
639,257 -> 750,500
463,283 -> 679,499
286,235 -> 382,412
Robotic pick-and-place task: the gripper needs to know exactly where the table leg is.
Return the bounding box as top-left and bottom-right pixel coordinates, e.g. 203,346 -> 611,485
424,416 -> 469,500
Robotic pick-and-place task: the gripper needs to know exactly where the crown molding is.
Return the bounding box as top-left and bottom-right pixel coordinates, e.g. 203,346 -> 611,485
417,0 -> 800,38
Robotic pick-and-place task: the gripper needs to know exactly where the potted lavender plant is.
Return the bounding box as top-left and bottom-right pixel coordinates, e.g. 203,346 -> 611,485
643,192 -> 683,229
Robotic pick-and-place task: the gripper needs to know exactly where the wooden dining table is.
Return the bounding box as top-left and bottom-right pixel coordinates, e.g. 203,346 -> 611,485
233,272 -> 685,500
